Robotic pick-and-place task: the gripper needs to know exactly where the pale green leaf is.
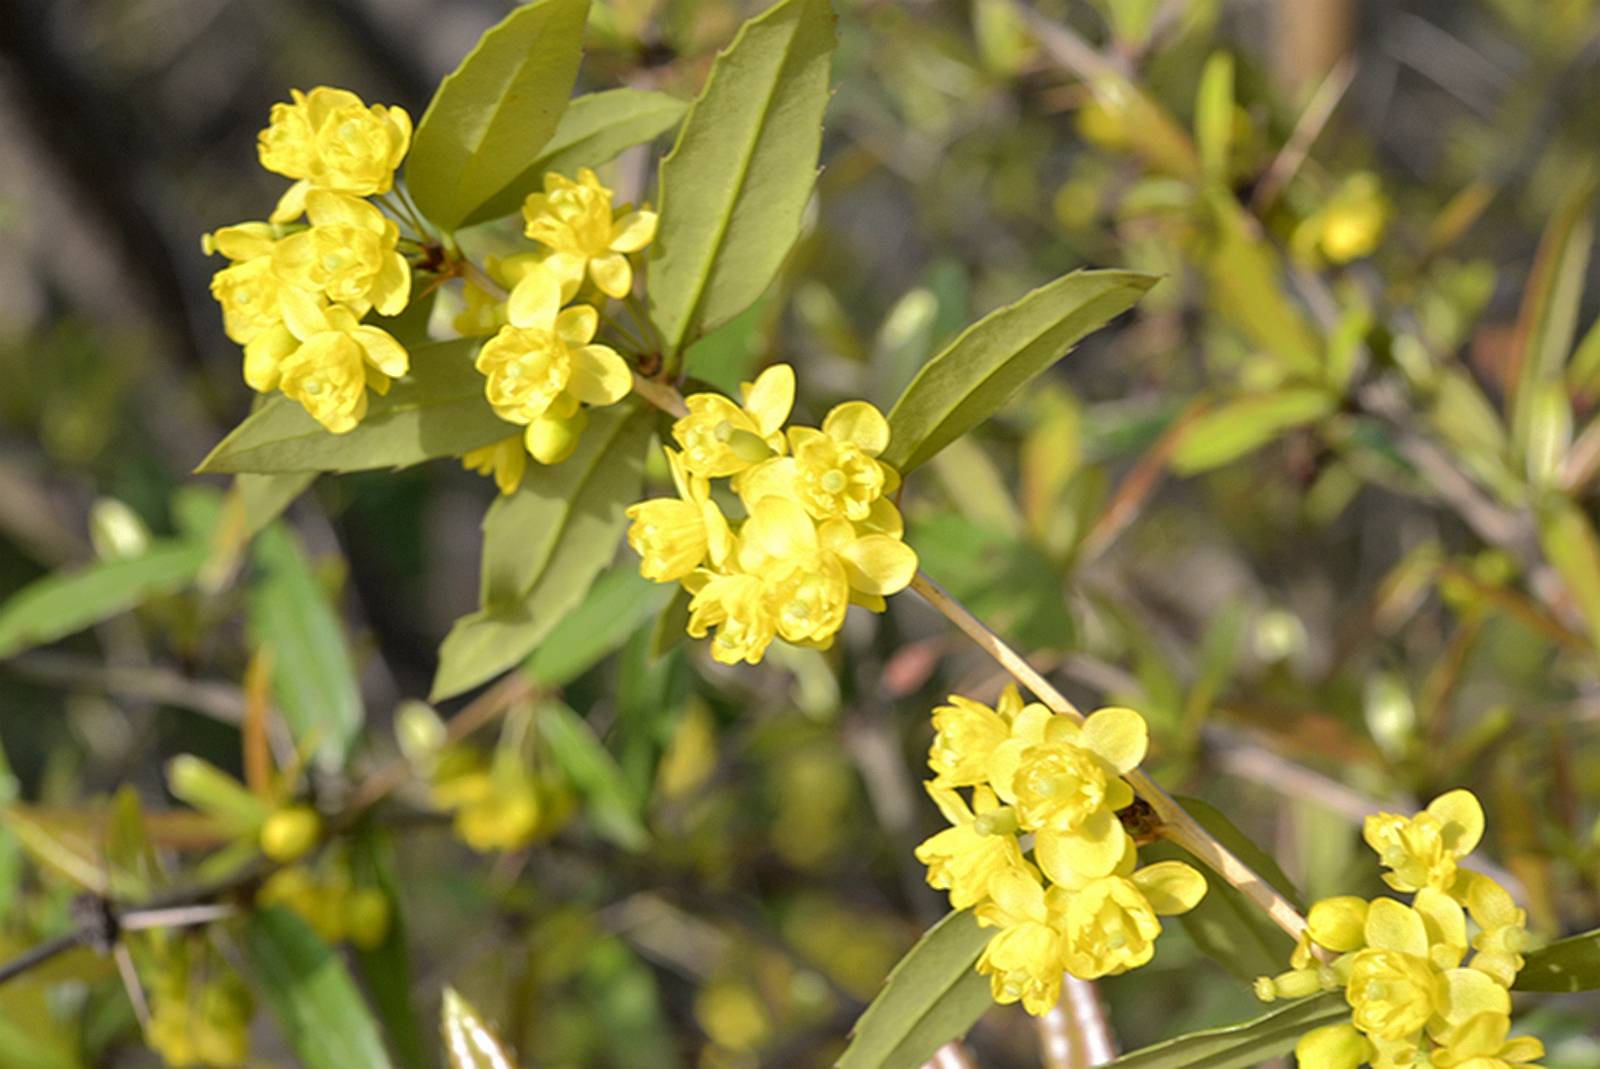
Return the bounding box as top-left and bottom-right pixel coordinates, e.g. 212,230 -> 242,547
249,525 -> 363,771
432,405 -> 652,700
528,566 -> 674,686
0,542 -> 206,660
407,0 -> 590,231
1515,926 -> 1600,992
442,988 -> 519,1069
1537,496 -> 1600,656
1510,178 -> 1593,462
1099,993 -> 1345,1069
836,910 -> 992,1069
1195,52 -> 1234,181
237,473 -> 316,535
247,908 -> 395,1069
1169,389 -> 1336,475
883,270 -> 1156,473
648,0 -> 837,355
198,339 -> 511,474
537,699 -> 649,851
461,88 -> 689,226
1202,195 -> 1322,377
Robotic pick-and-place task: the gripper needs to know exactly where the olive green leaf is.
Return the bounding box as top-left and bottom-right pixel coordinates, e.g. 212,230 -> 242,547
247,908 -> 395,1069
1169,389 -> 1336,475
1515,926 -> 1600,992
1195,52 -> 1235,181
442,988 -> 520,1069
648,0 -> 836,356
836,909 -> 992,1069
528,566 -> 674,687
1098,993 -> 1346,1069
407,0 -> 590,231
0,541 -> 206,660
249,523 -> 364,771
460,88 -> 689,227
537,699 -> 649,851
198,339 -> 510,474
1537,496 -> 1600,656
432,405 -> 652,700
883,270 -> 1156,473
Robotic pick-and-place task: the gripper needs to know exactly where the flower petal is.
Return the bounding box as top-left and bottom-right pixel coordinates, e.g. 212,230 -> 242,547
742,364 -> 795,438
609,209 -> 658,253
1426,789 -> 1485,858
1057,809 -> 1127,878
373,252 -> 412,317
1132,861 -> 1208,915
590,251 -> 633,298
1364,897 -> 1428,957
822,400 -> 891,455
351,325 -> 409,377
1436,968 -> 1509,1026
507,267 -> 561,330
837,534 -> 917,596
279,286 -> 330,341
555,305 -> 599,346
269,179 -> 311,224
1294,1024 -> 1368,1069
1081,707 -> 1148,774
567,344 -> 632,405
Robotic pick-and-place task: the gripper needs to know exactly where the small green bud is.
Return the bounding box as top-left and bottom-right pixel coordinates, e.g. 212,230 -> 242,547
525,408 -> 587,465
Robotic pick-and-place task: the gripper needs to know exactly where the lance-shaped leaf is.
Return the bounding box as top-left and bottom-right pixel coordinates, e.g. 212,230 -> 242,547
249,524 -> 363,771
443,988 -> 519,1069
1168,389 -> 1336,475
0,541 -> 206,660
836,910 -> 992,1069
432,405 -> 652,700
528,566 -> 674,687
1515,926 -> 1600,992
1098,993 -> 1346,1069
648,0 -> 836,355
198,339 -> 511,474
461,88 -> 689,227
407,0 -> 590,231
1537,496 -> 1600,656
883,270 -> 1156,473
537,699 -> 649,851
247,908 -> 395,1069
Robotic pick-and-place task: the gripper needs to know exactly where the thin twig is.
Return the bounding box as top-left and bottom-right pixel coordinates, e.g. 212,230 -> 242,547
1250,58 -> 1356,213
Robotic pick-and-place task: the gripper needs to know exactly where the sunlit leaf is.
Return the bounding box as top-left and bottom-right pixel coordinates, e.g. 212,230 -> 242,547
1098,993 -> 1345,1069
1516,926 -> 1600,992
1168,389 -> 1335,475
442,988 -> 519,1069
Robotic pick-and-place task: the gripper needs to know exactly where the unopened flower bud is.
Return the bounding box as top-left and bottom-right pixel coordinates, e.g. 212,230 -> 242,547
260,805 -> 322,862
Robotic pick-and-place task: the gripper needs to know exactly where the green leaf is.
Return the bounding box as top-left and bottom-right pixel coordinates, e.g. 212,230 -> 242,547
537,699 -> 649,851
407,0 -> 590,231
1145,797 -> 1302,984
1536,496 -> 1600,656
432,405 -> 652,700
1195,52 -> 1234,181
351,828 -> 428,1069
1202,196 -> 1323,378
198,339 -> 510,474
0,541 -> 206,659
236,473 -> 316,535
836,910 -> 992,1069
441,988 -> 520,1069
883,270 -> 1156,473
249,524 -> 363,771
648,0 -> 837,355
246,907 -> 395,1069
1168,389 -> 1336,475
460,88 -> 689,227
1099,993 -> 1345,1069
528,566 -> 674,687
1515,926 -> 1600,992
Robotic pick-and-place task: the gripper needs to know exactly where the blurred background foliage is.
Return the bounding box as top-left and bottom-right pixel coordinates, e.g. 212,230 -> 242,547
2,0 -> 1600,1066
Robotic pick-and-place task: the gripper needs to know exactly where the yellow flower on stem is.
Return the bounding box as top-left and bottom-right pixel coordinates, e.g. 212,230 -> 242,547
626,448 -> 733,582
474,266 -> 631,460
271,191 -> 410,316
928,685 -> 1028,788
974,868 -> 1069,1015
673,364 -> 794,479
204,223 -> 287,346
1432,1013 -> 1545,1069
786,401 -> 901,522
913,783 -> 1026,909
256,291 -> 408,434
521,167 -> 658,300
1364,789 -> 1484,896
258,87 -> 412,222
1464,875 -> 1529,987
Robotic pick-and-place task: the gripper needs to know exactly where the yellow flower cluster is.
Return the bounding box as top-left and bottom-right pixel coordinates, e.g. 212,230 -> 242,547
142,935 -> 252,1068
626,365 -> 919,665
914,688 -> 1206,1014
257,863 -> 392,950
427,744 -> 575,853
1256,790 -> 1540,1069
204,87 -> 413,434
459,168 -> 658,490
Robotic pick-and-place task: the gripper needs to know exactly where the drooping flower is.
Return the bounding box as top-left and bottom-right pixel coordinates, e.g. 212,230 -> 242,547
258,87 -> 412,222
462,436 -> 529,496
1041,836 -> 1207,978
673,365 -> 794,479
271,191 -> 409,316
928,686 -> 1028,787
253,293 -> 408,434
625,448 -> 733,582
786,401 -> 901,522
1364,789 -> 1484,897
914,783 -> 1027,910
521,167 -> 658,300
975,868 -> 1070,1015
204,223 -> 289,346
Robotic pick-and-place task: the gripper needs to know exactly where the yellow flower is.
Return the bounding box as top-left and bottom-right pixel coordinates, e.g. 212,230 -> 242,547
474,266 -> 631,431
673,364 -> 794,479
1432,1013 -> 1544,1069
785,401 -> 901,522
1293,172 -> 1389,265
626,448 -> 733,582
1345,895 -> 1498,1042
1308,896 -> 1372,955
975,868 -> 1069,1015
683,570 -> 776,666
271,191 -> 410,316
521,167 -> 658,300
261,294 -> 408,433
1464,875 -> 1528,988
987,704 -> 1145,876
914,783 -> 1026,909
462,436 -> 529,496
1295,1023 -> 1371,1069
204,223 -> 287,345
1042,840 -> 1207,979
928,686 -> 1027,787
1364,790 -> 1484,896
451,253 -> 546,337
258,87 -> 412,222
